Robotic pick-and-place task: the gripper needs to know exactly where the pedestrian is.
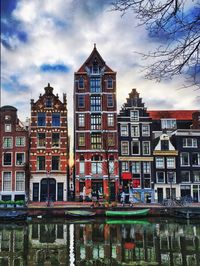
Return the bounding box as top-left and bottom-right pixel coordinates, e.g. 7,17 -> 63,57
121,191 -> 125,206
82,186 -> 86,202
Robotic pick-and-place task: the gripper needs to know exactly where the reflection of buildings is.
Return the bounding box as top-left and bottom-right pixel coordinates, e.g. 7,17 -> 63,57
28,223 -> 68,265
0,224 -> 28,265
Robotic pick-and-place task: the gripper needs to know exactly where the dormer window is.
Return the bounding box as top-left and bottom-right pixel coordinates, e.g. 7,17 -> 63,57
161,140 -> 169,150
45,98 -> 52,108
161,119 -> 176,129
130,110 -> 139,121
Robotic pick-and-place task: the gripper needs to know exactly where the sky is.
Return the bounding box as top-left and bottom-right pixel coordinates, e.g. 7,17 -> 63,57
1,0 -> 200,142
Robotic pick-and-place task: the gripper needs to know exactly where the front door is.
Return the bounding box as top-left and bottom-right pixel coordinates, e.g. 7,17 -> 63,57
33,183 -> 39,202
40,178 -> 56,202
57,183 -> 63,201
157,188 -> 163,203
110,182 -> 116,201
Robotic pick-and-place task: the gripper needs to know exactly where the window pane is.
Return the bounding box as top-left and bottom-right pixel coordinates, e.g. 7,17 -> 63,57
180,152 -> 189,166
52,113 -> 60,126
91,133 -> 101,149
157,172 -> 165,183
132,162 -> 140,173
78,133 -> 85,146
78,114 -> 85,127
52,156 -> 60,170
52,133 -> 60,147
91,114 -> 101,130
131,125 -> 139,137
132,141 -> 140,155
143,142 -> 150,155
166,157 -> 175,168
38,133 -> 46,147
3,137 -> 12,148
38,113 -> 46,126
156,157 -> 164,168
107,95 -> 113,107
121,142 -> 129,155
107,114 -> 114,127
130,111 -> 139,121
3,153 -> 12,165
3,172 -> 11,191
16,137 -> 25,147
107,77 -> 113,88
16,172 -> 25,191
90,77 -> 101,93
16,153 -> 25,165
37,156 -> 45,170
121,125 -> 128,136
90,96 -> 101,111
142,125 -> 150,136
78,95 -> 85,108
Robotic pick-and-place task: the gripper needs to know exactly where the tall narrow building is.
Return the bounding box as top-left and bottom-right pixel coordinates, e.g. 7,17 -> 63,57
74,45 -> 119,201
29,84 -> 69,202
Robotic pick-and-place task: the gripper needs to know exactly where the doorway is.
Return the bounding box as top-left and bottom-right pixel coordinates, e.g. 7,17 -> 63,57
40,178 -> 56,202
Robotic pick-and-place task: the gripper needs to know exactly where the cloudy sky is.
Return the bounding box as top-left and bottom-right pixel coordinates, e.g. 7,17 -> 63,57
1,0 -> 199,139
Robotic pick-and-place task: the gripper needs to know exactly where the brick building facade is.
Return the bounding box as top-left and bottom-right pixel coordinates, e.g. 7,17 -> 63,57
29,84 -> 69,202
74,45 -> 119,200
0,106 -> 29,201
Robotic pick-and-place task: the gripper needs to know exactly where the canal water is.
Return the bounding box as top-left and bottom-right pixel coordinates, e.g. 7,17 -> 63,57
0,218 -> 199,266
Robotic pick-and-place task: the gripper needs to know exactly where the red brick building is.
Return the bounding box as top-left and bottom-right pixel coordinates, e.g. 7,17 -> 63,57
74,45 -> 119,201
0,106 -> 29,201
29,84 -> 69,202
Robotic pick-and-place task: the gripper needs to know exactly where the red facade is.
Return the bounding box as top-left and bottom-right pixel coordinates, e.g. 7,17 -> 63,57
0,106 -> 29,201
74,45 -> 119,200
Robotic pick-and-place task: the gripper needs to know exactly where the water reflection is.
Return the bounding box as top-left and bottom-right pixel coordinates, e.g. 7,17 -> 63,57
0,219 -> 199,266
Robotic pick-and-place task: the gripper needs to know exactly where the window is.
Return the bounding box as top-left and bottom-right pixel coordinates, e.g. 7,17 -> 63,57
37,156 -> 45,170
16,137 -> 25,147
45,98 -> 52,107
161,140 -> 169,150
3,172 -> 11,191
107,133 -> 115,146
166,157 -> 175,168
132,141 -> 140,155
5,124 -> 11,132
52,133 -> 60,147
78,114 -> 85,127
181,171 -> 190,183
132,162 -> 141,174
79,77 -> 84,89
131,125 -> 139,137
143,141 -> 150,155
121,124 -> 128,136
167,172 -> 176,183
92,155 -> 102,174
52,113 -> 60,126
37,113 -> 46,126
90,96 -> 101,111
143,162 -> 151,173
157,172 -> 165,183
107,95 -> 114,107
142,124 -> 150,136
107,77 -> 113,89
91,133 -> 101,149
90,77 -> 101,93
155,157 -> 164,168
3,153 -> 12,166
193,171 -> 200,182
107,114 -> 114,127
16,172 -> 25,191
16,153 -> 25,165
192,153 -> 200,165
109,156 -> 114,174
52,156 -> 60,170
130,110 -> 139,121
121,141 -> 129,155
91,114 -> 101,130
90,61 -> 100,74
122,161 -> 129,172
5,115 -> 11,121
80,156 -> 85,174
3,137 -> 12,148
37,133 -> 46,147
180,152 -> 190,166
78,133 -> 85,146
183,138 -> 197,147
161,119 -> 176,129
78,95 -> 85,108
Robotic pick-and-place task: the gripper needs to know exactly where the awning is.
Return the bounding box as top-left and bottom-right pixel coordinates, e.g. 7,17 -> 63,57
121,172 -> 132,180
124,242 -> 136,249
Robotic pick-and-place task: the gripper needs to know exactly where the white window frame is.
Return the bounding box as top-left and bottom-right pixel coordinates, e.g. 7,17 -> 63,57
78,114 -> 85,127
167,172 -> 176,183
16,171 -> 25,191
121,141 -> 129,155
166,157 -> 176,168
161,119 -> 176,129
155,157 -> 164,168
16,152 -> 25,166
131,140 -> 140,155
120,124 -> 128,136
2,171 -> 12,191
142,124 -> 150,136
107,113 -> 114,127
130,110 -> 139,121
3,137 -> 13,148
3,152 -> 12,166
183,138 -> 198,148
191,152 -> 200,166
5,124 -> 11,132
156,171 -> 165,183
131,124 -> 139,137
180,152 -> 190,166
16,136 -> 25,147
132,162 -> 141,174
122,161 -> 129,172
143,161 -> 151,174
142,141 -> 150,155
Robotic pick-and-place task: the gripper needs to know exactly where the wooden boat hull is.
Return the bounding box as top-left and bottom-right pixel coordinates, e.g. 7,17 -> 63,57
105,209 -> 150,217
65,210 -> 96,218
0,210 -> 27,221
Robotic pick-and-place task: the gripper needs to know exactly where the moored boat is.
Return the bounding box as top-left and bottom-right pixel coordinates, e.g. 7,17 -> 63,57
106,219 -> 150,225
65,210 -> 96,218
105,209 -> 150,217
0,210 -> 27,221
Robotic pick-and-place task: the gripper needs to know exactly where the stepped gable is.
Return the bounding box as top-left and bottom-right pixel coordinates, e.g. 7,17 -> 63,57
76,44 -> 114,73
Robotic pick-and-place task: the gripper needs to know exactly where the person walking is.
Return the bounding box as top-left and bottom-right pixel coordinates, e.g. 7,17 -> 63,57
121,191 -> 126,206
82,186 -> 86,202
